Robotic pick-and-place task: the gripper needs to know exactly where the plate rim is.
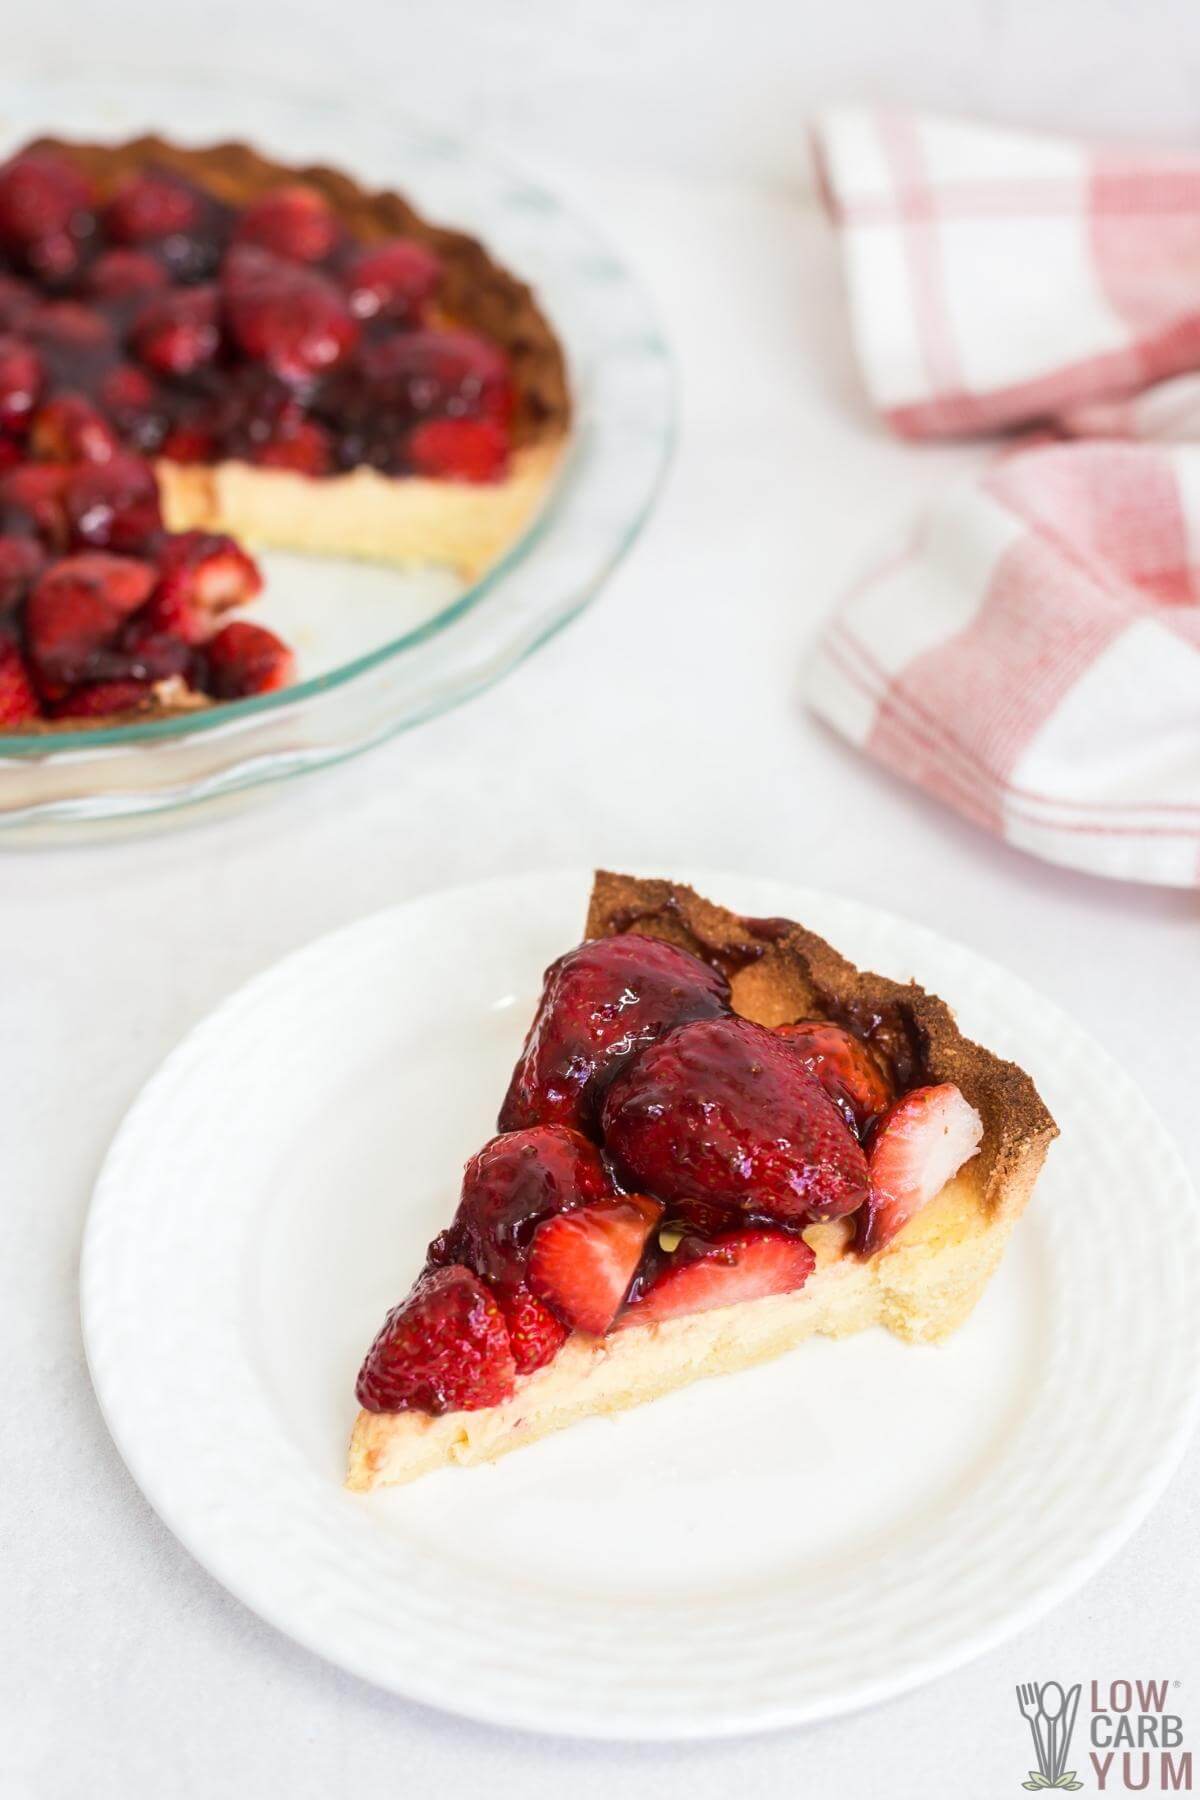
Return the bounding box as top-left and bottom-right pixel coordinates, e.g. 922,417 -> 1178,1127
79,868 -> 1200,1739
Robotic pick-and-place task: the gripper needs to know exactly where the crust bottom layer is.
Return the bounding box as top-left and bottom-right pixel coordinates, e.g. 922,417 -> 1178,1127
346,1156 -> 1041,1492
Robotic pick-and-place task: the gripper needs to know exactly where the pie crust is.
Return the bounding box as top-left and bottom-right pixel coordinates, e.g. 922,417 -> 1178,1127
36,135 -> 571,580
346,872 -> 1057,1491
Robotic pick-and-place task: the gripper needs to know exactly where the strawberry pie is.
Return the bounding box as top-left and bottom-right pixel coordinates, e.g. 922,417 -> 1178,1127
0,136 -> 568,729
347,872 -> 1057,1490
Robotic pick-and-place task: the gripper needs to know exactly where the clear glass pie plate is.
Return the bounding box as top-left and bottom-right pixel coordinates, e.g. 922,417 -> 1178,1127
0,74 -> 673,832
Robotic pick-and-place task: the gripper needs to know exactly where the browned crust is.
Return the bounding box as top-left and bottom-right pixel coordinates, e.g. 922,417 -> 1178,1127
585,871 -> 1058,1226
31,133 -> 569,447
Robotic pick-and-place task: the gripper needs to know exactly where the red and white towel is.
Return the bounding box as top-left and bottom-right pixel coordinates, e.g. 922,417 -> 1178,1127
808,110 -> 1200,887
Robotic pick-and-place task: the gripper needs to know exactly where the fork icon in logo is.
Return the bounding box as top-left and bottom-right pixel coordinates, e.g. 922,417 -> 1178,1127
1015,1681 -> 1084,1790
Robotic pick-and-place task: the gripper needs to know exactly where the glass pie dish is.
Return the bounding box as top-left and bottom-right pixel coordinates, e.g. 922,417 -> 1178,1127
0,74 -> 674,831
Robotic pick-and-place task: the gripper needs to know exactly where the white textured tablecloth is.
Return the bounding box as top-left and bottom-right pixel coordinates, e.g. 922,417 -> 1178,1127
4,131 -> 1198,1800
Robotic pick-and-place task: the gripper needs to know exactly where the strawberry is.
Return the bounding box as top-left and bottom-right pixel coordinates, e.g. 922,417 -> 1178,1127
0,152 -> 90,239
253,418 -> 333,475
355,1265 -> 517,1414
499,933 -> 730,1134
131,285 -> 220,375
223,246 -> 358,383
529,1195 -> 662,1335
25,552 -> 158,694
233,185 -> 339,263
856,1084 -> 984,1257
496,1282 -> 569,1374
344,237 -> 442,323
0,463 -> 69,545
28,392 -> 118,465
362,327 -> 512,423
619,1227 -> 816,1328
0,536 -> 46,615
203,619 -> 294,698
446,1125 -> 614,1290
146,531 -> 263,643
0,335 -> 43,434
773,1020 -> 893,1137
0,635 -> 41,723
408,417 -> 509,483
103,169 -> 200,245
601,1014 -> 870,1224
84,248 -> 169,300
51,678 -> 155,720
63,455 -> 163,554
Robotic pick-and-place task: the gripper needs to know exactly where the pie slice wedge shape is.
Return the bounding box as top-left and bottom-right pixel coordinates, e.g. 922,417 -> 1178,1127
347,872 -> 1057,1491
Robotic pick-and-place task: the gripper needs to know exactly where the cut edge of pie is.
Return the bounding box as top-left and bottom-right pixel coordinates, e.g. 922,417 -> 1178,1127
346,872 -> 1057,1492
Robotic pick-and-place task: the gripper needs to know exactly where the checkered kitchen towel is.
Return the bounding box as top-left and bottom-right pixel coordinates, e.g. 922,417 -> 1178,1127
806,111 -> 1200,887
813,107 -> 1200,440
805,439 -> 1200,887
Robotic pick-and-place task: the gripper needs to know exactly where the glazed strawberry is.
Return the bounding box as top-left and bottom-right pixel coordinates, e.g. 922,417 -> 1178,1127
51,678 -> 155,719
63,455 -> 163,554
496,1282 -> 569,1375
97,364 -> 168,453
253,417 -> 333,474
233,184 -> 338,263
601,1014 -> 869,1224
84,248 -> 169,300
0,336 -> 43,435
25,552 -> 158,693
408,417 -> 509,483
131,285 -> 221,375
0,634 -> 41,723
0,274 -> 35,331
856,1084 -> 983,1257
619,1228 -> 816,1328
444,1125 -> 614,1290
103,169 -> 201,245
344,238 -> 442,322
355,1265 -> 517,1414
529,1195 -> 662,1335
203,619 -> 294,697
28,393 -> 118,465
0,537 -> 46,614
0,152 -> 93,281
499,933 -> 731,1135
224,247 -> 358,383
773,1021 -> 893,1137
148,531 -> 263,643
364,328 -> 513,424
159,421 -> 218,464
0,463 -> 69,544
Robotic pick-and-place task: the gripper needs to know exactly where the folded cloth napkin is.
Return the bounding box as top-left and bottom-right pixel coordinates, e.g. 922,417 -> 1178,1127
813,107 -> 1200,439
805,439 -> 1200,887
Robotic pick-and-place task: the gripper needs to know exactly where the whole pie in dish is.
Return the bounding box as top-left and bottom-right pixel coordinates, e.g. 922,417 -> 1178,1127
0,137 -> 569,729
348,872 -> 1057,1491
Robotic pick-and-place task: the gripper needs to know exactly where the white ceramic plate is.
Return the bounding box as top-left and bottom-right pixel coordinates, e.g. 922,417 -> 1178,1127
81,871 -> 1200,1740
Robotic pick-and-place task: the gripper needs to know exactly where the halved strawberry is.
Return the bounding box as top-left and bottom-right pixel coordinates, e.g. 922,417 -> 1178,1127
496,1282 -> 569,1375
149,531 -> 263,643
529,1195 -> 663,1336
773,1020 -> 893,1136
51,678 -> 155,720
856,1083 -> 983,1257
408,417 -> 509,483
618,1227 -> 816,1328
203,619 -> 294,698
0,634 -> 40,723
355,1264 -> 517,1415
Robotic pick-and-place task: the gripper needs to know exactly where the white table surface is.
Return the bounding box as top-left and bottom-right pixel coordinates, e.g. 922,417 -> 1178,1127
4,82 -> 1199,1800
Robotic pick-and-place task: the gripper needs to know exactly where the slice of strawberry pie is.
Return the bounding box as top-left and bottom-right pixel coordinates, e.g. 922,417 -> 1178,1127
347,872 -> 1057,1491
